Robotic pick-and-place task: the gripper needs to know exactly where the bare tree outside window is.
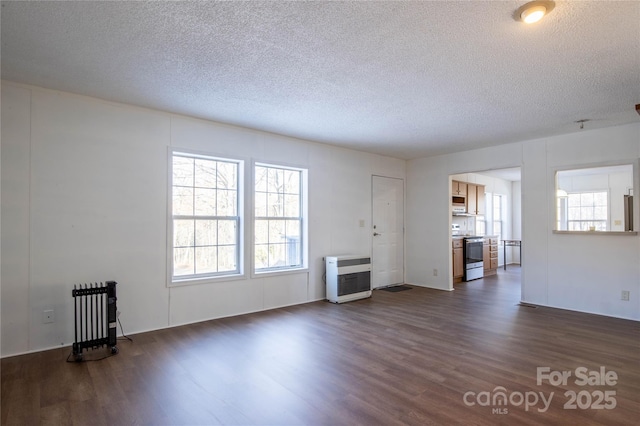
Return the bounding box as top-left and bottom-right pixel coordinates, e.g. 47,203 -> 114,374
566,191 -> 608,231
255,165 -> 303,271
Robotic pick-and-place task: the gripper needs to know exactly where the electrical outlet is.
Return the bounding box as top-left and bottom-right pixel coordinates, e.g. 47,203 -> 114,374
433,269 -> 438,276
621,291 -> 630,301
43,309 -> 54,324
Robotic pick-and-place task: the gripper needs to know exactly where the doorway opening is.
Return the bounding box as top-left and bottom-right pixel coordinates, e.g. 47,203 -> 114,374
449,167 -> 522,296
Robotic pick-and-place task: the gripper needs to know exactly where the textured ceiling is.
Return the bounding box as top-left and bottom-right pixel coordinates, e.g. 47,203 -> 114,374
2,1 -> 639,159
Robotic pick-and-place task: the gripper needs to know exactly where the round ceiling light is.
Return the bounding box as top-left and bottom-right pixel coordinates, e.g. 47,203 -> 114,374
522,5 -> 546,23
515,1 -> 555,24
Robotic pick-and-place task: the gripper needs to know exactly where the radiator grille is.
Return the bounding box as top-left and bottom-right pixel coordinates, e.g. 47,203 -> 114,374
72,281 -> 118,360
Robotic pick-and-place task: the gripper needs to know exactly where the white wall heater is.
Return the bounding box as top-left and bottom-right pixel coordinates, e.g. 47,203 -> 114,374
325,255 -> 371,303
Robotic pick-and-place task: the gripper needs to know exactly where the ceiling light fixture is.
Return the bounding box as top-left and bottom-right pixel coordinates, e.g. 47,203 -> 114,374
515,1 -> 555,24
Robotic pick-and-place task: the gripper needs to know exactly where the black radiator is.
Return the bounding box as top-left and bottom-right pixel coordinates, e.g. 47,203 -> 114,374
72,281 -> 118,361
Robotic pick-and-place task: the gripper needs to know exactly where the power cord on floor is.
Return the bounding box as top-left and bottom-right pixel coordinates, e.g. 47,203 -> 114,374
117,317 -> 133,342
66,350 -> 115,363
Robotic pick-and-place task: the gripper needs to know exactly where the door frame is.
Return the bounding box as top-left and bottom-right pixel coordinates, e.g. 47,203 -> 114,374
448,168 -> 523,296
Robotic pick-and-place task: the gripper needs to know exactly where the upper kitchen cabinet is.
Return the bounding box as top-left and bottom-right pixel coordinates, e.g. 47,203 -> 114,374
452,180 -> 467,196
467,183 -> 486,215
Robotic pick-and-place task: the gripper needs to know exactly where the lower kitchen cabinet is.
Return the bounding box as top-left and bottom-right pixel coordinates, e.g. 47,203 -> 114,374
483,237 -> 498,276
453,239 -> 464,283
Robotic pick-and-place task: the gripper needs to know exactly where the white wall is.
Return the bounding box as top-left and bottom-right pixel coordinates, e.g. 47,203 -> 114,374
2,80 -> 638,357
512,181 -> 522,239
512,180 -> 522,263
0,82 -> 405,356
407,122 -> 640,321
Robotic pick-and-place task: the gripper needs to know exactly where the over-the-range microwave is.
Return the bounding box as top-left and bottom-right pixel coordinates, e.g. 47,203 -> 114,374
452,194 -> 466,208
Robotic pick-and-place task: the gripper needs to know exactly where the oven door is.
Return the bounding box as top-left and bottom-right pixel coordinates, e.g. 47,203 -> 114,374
465,239 -> 484,268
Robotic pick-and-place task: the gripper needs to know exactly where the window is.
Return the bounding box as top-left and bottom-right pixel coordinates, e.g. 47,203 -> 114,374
475,216 -> 486,236
254,164 -> 306,272
566,191 -> 608,231
171,152 -> 241,280
474,187 -> 487,236
492,194 -> 503,242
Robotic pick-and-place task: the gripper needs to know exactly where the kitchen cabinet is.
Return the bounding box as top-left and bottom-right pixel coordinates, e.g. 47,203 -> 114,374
453,239 -> 464,283
476,186 -> 486,215
452,180 -> 484,215
468,184 -> 477,214
483,237 -> 498,276
452,180 -> 467,196
491,238 -> 499,266
467,184 -> 486,215
483,243 -> 490,269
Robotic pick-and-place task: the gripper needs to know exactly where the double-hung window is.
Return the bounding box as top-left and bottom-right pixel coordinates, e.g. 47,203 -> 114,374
254,164 -> 306,272
171,152 -> 241,281
566,191 -> 608,231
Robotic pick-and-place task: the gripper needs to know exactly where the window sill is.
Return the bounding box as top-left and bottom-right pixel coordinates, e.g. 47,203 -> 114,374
553,230 -> 638,236
169,273 -> 246,288
252,267 -> 309,279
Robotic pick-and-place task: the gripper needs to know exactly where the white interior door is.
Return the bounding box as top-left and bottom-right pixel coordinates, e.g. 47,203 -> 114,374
372,176 -> 404,289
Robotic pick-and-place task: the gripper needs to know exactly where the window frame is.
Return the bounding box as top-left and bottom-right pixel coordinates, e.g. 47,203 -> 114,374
252,162 -> 308,276
168,149 -> 245,286
564,190 -> 609,231
552,160 -> 639,235
474,187 -> 487,236
491,193 -> 503,242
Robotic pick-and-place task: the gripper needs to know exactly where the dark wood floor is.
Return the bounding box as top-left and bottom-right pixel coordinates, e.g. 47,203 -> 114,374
2,267 -> 639,425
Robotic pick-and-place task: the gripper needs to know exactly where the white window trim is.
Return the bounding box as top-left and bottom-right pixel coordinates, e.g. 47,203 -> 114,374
552,160 -> 639,235
564,189 -> 609,231
167,147 -> 246,287
251,161 -> 309,278
492,193 -> 504,240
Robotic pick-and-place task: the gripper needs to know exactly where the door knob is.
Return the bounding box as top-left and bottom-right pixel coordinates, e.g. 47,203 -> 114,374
373,232 -> 381,236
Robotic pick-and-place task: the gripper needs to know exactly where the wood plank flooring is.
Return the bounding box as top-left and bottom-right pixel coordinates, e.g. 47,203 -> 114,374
2,267 -> 639,425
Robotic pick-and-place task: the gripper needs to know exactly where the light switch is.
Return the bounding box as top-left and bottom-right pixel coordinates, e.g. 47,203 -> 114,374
359,219 -> 365,228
